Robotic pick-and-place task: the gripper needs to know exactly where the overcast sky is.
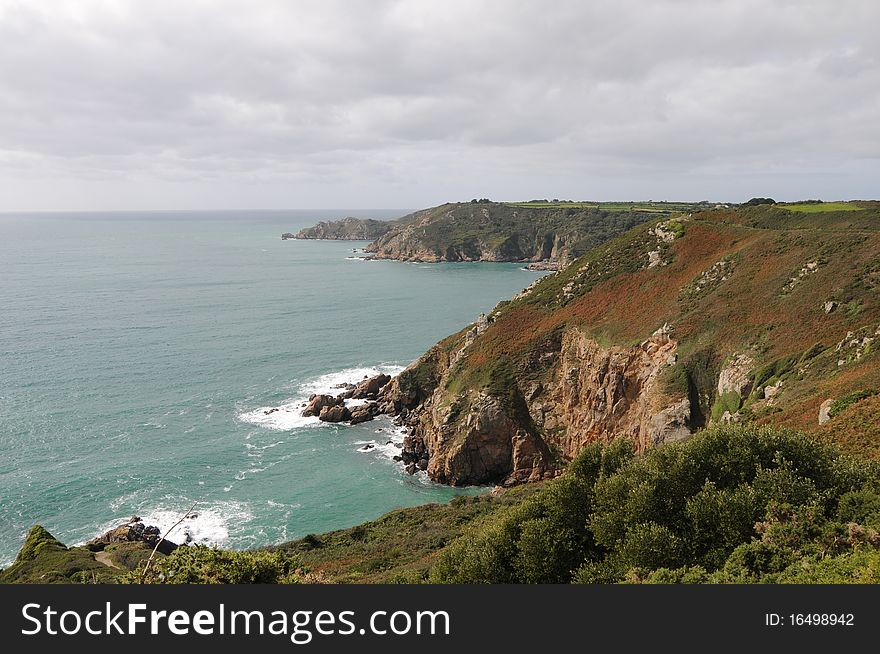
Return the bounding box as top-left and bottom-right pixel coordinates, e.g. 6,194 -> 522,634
0,0 -> 877,211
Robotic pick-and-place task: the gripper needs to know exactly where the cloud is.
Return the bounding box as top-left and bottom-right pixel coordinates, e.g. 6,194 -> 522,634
0,0 -> 877,210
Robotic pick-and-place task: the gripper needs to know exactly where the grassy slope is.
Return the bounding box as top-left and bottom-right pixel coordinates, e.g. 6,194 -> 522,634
266,484 -> 542,583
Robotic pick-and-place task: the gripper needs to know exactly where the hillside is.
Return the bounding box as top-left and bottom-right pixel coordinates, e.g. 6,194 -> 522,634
363,202 -> 669,264
292,217 -> 395,240
377,201 -> 880,486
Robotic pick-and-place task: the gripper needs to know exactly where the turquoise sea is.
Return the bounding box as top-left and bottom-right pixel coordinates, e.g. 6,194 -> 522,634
0,210 -> 547,564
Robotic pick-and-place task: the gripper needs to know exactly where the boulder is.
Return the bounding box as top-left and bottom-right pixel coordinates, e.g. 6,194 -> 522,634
349,404 -> 377,424
319,405 -> 351,423
351,374 -> 392,399
405,463 -> 417,475
818,398 -> 834,425
302,394 -> 342,417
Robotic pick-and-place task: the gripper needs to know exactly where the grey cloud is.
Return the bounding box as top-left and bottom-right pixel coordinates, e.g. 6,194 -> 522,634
0,0 -> 877,210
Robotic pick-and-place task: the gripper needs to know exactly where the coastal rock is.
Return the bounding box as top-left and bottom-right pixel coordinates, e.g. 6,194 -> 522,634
349,403 -> 380,424
763,379 -> 783,401
281,232 -> 295,240
87,516 -> 177,555
302,394 -> 342,417
319,405 -> 351,423
524,260 -> 560,271
350,373 -> 392,399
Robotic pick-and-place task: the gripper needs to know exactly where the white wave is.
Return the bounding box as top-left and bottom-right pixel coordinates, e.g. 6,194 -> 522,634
238,400 -> 320,431
86,500 -> 254,549
352,421 -> 406,461
299,364 -> 405,396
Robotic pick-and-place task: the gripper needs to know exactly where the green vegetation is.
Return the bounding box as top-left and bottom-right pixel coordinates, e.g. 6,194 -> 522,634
829,390 -> 877,418
431,425 -> 880,584
130,546 -> 304,584
269,485 -> 542,583
784,202 -> 866,213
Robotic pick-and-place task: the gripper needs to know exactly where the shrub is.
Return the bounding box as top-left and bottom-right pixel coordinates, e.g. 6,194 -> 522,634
130,546 -> 304,584
430,425 -> 880,584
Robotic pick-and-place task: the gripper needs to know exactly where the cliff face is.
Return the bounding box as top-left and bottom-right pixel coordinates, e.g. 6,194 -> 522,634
384,324 -> 690,486
380,202 -> 880,486
364,202 -> 656,264
294,217 -> 394,240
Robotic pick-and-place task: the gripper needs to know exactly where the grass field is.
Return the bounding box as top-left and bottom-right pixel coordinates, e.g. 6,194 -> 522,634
784,201 -> 865,213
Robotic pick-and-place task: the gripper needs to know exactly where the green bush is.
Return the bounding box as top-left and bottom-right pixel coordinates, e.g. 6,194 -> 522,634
128,546 -> 304,584
430,425 -> 880,584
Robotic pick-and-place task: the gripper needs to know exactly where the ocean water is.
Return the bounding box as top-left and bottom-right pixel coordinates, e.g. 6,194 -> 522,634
0,210 -> 547,564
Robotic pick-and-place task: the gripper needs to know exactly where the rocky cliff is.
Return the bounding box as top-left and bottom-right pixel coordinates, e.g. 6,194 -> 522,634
293,217 -> 394,240
378,202 -> 880,486
364,202 -> 658,264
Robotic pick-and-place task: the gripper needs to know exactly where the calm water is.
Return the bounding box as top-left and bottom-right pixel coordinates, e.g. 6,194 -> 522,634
0,210 -> 546,564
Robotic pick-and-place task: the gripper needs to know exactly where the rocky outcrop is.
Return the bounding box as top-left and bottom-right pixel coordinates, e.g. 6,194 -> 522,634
294,218 -> 393,240
717,354 -> 755,398
300,374 -> 391,425
533,326 -> 689,453
87,516 -> 177,555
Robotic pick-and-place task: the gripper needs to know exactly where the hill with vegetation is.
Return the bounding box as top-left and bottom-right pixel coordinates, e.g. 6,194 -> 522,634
363,201 -> 686,264
292,217 -> 396,240
378,200 -> 880,486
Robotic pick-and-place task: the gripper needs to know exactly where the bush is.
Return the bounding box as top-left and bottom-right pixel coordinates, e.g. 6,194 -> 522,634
129,546 -> 304,584
430,425 -> 880,584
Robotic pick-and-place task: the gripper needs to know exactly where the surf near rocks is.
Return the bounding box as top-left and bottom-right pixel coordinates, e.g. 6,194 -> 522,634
300,373 -> 391,424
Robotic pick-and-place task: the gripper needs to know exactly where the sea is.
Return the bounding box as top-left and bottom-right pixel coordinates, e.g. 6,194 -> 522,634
0,210 -> 548,565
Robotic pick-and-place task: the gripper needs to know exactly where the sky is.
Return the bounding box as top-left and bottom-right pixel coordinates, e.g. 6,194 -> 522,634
0,0 -> 877,211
